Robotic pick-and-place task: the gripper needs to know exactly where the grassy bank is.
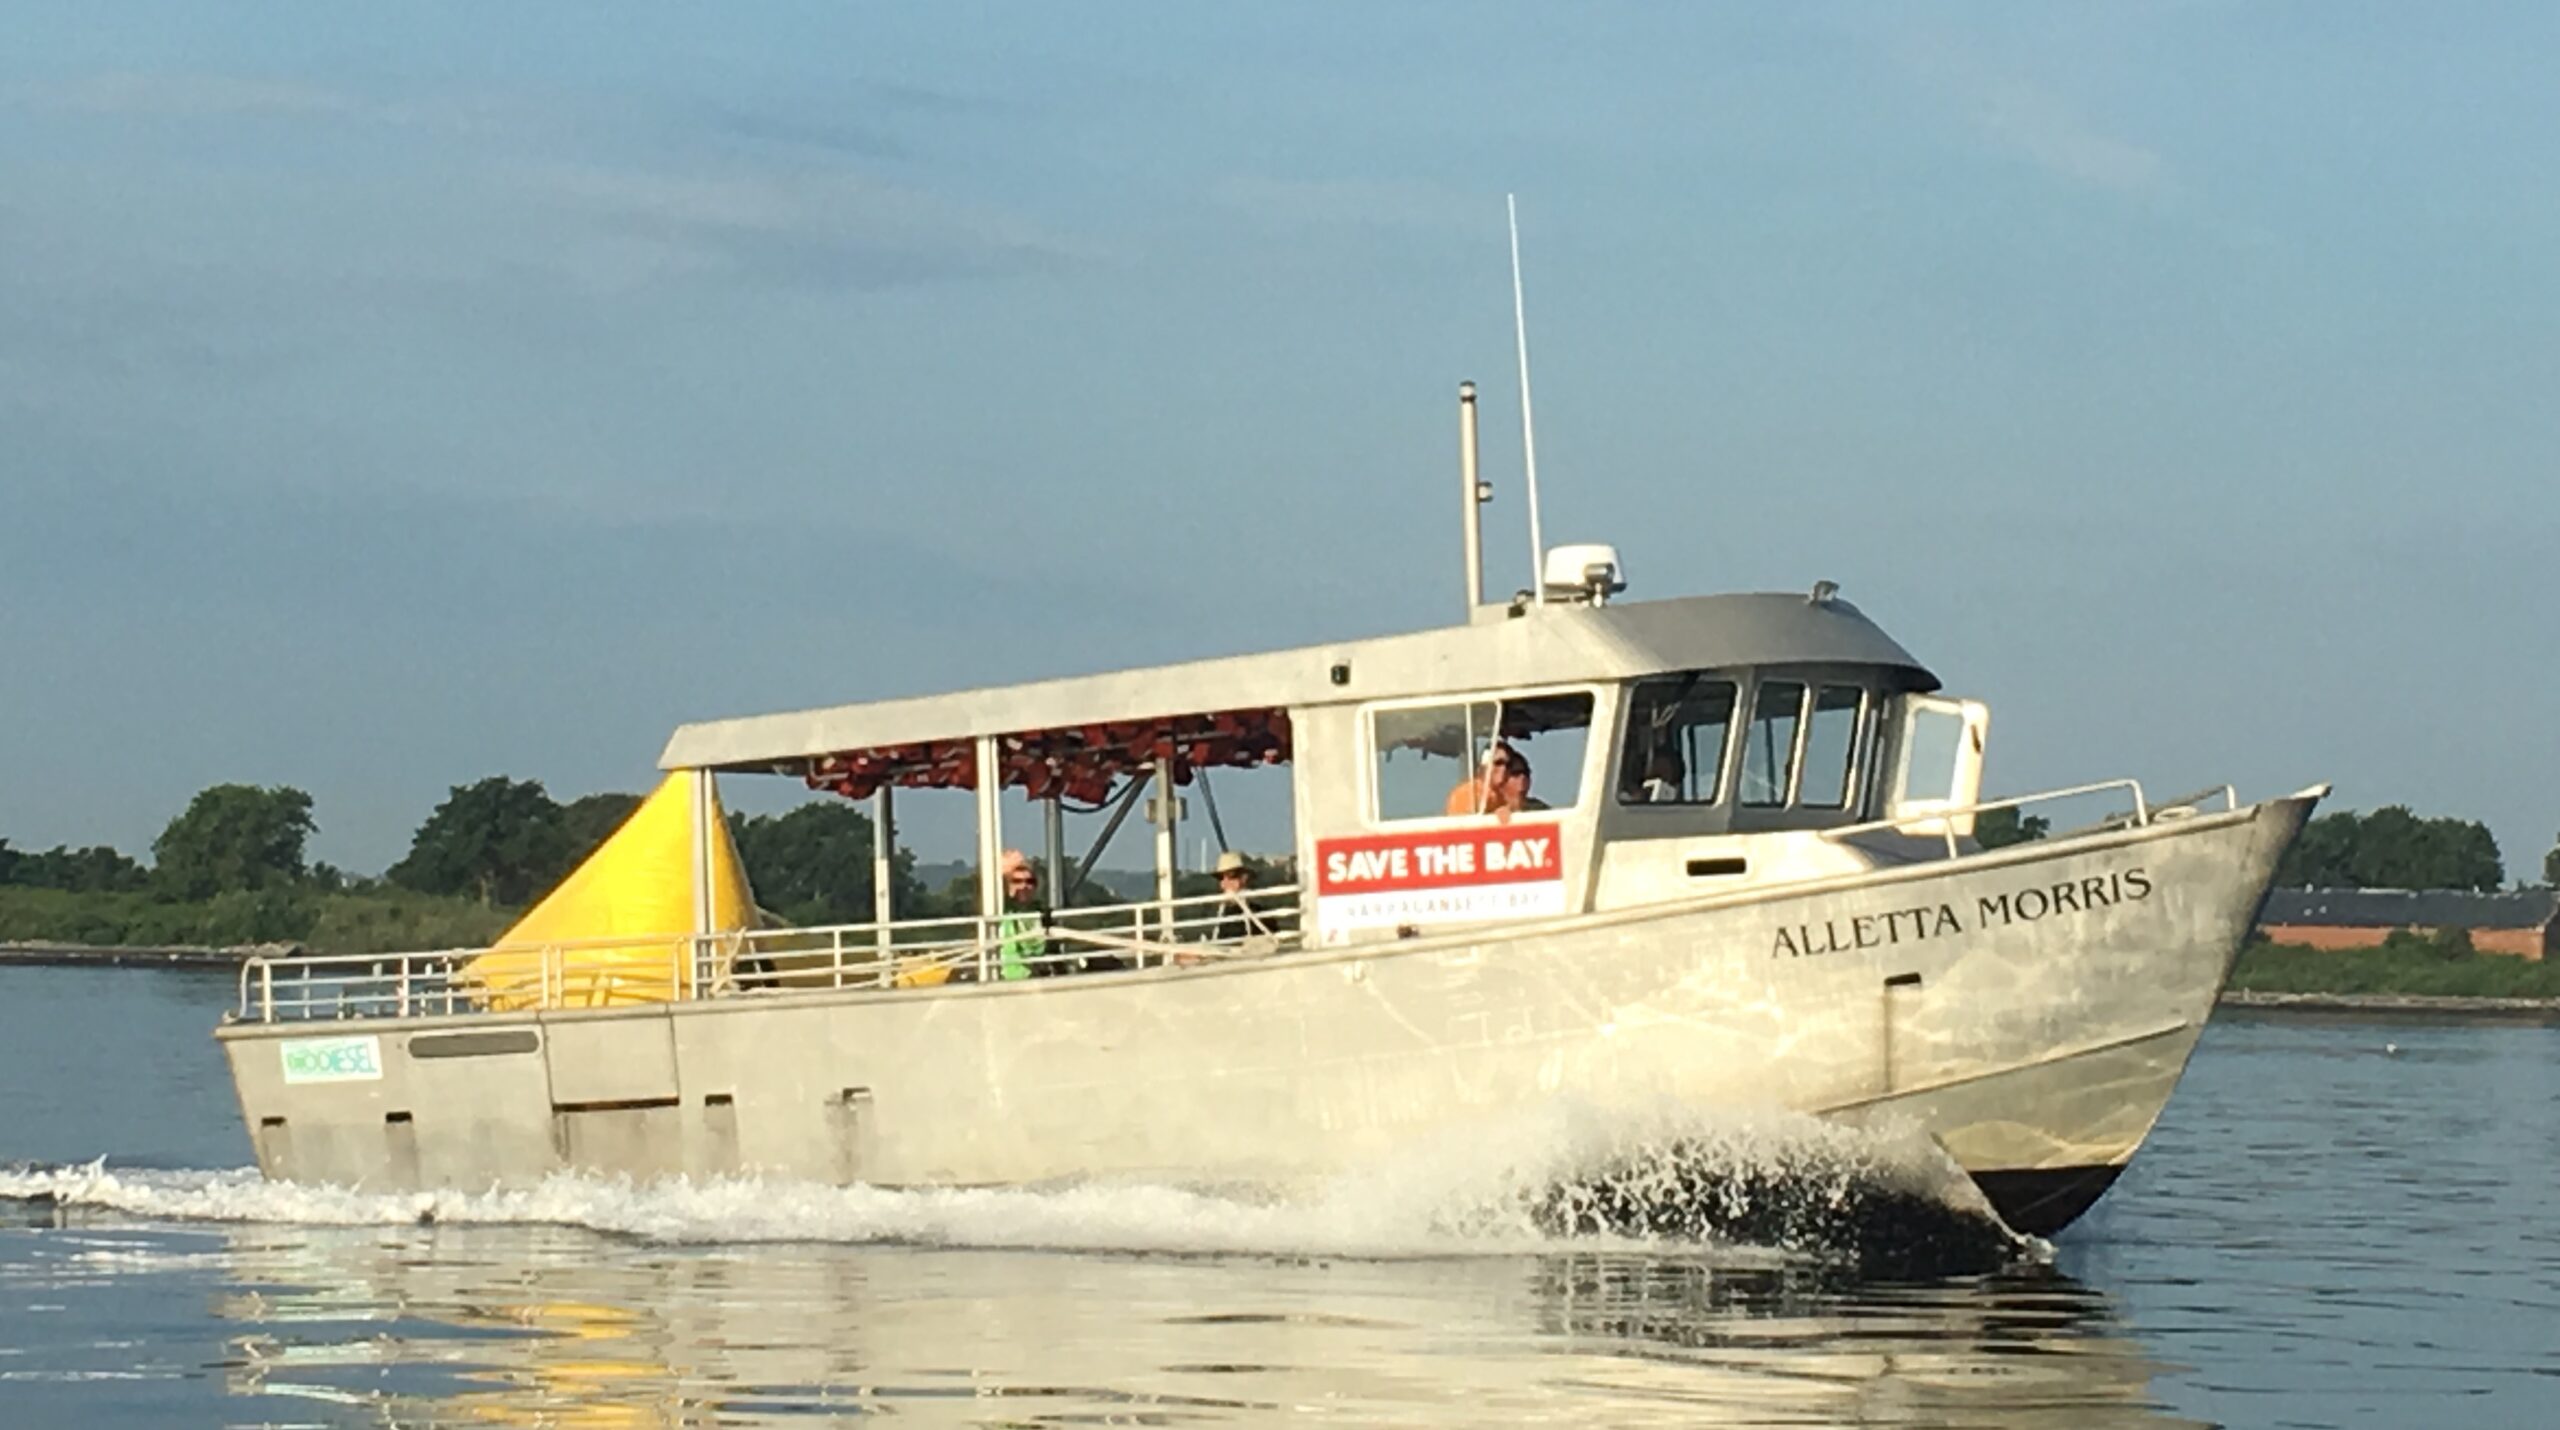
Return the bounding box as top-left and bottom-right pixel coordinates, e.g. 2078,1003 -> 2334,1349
0,886 -> 513,956
2229,936 -> 2560,999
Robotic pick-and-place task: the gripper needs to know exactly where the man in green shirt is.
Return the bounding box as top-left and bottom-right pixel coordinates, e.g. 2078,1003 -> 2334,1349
996,849 -> 1049,980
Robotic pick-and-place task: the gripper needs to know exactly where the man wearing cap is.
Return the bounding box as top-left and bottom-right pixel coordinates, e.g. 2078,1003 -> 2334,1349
995,848 -> 1050,980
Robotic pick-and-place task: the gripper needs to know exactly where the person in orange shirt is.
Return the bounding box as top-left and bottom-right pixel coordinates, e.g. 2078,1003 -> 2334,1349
1446,743 -> 1543,818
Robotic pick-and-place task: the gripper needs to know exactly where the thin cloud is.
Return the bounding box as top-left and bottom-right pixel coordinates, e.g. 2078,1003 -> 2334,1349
690,104 -> 907,161
1214,176 -> 1486,232
1889,32 -> 2178,204
517,161 -> 1088,292
6,69 -> 1089,299
16,72 -> 361,120
6,69 -> 570,145
1967,76 -> 2173,200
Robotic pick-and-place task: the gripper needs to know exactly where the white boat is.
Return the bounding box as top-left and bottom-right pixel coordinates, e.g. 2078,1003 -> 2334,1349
216,389 -> 2319,1237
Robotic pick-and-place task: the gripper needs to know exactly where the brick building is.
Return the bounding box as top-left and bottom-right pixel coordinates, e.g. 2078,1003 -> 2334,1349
2259,888 -> 2560,960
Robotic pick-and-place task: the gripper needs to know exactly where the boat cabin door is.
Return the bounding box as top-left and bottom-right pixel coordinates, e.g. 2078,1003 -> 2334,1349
1882,695 -> 1991,838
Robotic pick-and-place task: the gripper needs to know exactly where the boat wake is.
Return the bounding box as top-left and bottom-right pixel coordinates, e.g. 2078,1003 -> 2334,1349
0,1107 -> 2037,1279
1382,1101 -> 2041,1279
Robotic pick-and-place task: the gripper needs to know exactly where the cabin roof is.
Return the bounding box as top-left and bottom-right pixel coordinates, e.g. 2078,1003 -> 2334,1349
659,591 -> 1938,773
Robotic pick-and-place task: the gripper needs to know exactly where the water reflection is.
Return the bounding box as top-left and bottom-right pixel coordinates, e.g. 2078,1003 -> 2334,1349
198,1224 -> 2197,1426
1524,1256 -> 2190,1426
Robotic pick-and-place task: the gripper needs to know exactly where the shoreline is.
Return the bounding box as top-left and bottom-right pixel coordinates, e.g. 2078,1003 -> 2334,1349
2218,989 -> 2560,1018
0,942 -> 254,969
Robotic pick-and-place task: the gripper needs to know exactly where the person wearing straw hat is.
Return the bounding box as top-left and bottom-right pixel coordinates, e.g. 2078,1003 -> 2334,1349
1208,850 -> 1276,947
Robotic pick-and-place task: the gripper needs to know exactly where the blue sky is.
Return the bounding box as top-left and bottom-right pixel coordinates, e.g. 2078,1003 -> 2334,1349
4,3 -> 2556,879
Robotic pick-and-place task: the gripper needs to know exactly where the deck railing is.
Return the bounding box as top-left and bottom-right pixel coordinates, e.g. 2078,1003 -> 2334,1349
232,884 -> 1304,1024
1818,779 -> 2239,858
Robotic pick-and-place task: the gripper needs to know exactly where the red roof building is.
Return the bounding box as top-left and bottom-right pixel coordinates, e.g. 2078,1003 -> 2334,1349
2259,889 -> 2560,960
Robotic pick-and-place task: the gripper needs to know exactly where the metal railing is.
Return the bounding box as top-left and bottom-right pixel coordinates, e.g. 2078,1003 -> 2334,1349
714,885 -> 1303,994
232,884 -> 1303,1024
1818,779 -> 2239,859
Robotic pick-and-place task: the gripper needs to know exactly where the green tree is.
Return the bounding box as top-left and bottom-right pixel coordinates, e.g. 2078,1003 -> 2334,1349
0,840 -> 149,893
388,777 -> 570,907
920,871 -> 976,919
728,801 -> 922,925
560,792 -> 644,865
2275,806 -> 2502,891
2350,806 -> 2501,891
152,784 -> 316,900
2544,833 -> 2559,889
2381,925 -> 2475,962
1973,808 -> 2050,850
2277,811 -> 2360,887
188,888 -> 322,946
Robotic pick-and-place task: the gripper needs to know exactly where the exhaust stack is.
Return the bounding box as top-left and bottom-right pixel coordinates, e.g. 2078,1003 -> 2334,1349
1459,380 -> 1488,615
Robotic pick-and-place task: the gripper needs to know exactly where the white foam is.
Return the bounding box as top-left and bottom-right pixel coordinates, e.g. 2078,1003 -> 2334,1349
1,1103 -> 2027,1266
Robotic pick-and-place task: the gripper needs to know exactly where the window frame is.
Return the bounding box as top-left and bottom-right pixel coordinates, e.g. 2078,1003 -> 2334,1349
1737,677 -> 1811,809
1794,683 -> 1869,811
1604,666 -> 1900,829
1361,684 -> 1604,827
1614,673 -> 1743,808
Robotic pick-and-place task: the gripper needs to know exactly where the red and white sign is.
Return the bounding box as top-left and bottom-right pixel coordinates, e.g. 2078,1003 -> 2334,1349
1314,823 -> 1566,944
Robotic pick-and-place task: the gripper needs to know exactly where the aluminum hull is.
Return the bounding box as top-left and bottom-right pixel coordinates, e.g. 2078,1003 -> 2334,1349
218,794 -> 2312,1233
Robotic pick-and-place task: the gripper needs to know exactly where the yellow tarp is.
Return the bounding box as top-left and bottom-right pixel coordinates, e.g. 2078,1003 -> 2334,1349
464,773 -> 756,1010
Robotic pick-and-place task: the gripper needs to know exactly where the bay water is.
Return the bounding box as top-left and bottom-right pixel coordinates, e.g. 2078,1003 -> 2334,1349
1,964 -> 2552,1426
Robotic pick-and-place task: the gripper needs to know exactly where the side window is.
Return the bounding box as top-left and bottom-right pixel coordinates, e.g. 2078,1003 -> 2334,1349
1796,685 -> 1864,809
1738,680 -> 1805,807
1899,705 -> 1966,803
1616,676 -> 1736,805
1371,692 -> 1596,821
1374,701 -> 1498,820
1500,692 -> 1593,812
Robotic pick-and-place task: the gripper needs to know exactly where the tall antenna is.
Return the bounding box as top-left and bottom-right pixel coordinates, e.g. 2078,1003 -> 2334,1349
1507,194 -> 1547,592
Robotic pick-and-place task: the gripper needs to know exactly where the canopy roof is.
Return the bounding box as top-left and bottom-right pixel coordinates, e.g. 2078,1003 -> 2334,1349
660,592 -> 1935,783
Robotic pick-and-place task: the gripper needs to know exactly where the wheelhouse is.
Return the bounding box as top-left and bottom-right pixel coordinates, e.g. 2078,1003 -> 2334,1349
652,584 -> 1991,957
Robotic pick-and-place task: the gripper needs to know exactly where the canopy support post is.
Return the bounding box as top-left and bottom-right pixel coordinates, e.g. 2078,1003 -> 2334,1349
872,786 -> 895,955
974,736 -> 1003,949
1043,794 -> 1065,914
688,768 -> 714,998
1152,755 -> 1177,938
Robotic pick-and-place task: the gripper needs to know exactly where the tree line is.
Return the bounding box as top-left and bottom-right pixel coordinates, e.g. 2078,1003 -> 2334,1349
1,778 -> 932,923
1976,802 -> 2542,893
7,783 -> 2552,954
1,775 -> 1248,950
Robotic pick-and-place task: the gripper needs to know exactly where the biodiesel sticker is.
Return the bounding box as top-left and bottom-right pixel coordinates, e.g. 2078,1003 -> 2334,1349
280,1034 -> 383,1084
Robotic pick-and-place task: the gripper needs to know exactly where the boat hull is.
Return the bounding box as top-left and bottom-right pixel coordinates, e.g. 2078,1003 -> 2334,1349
218,794 -> 2313,1234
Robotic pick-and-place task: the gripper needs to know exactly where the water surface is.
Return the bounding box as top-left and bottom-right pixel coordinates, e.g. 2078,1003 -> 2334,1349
1,966 -> 2552,1426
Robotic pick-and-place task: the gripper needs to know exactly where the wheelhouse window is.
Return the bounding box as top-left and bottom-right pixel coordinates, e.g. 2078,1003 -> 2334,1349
1898,703 -> 1967,803
1796,685 -> 1865,809
1739,680 -> 1806,807
1371,691 -> 1594,821
1616,675 -> 1736,805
